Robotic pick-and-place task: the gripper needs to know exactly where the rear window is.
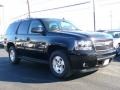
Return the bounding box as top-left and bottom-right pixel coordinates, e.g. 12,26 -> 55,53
6,21 -> 20,35
17,20 -> 30,35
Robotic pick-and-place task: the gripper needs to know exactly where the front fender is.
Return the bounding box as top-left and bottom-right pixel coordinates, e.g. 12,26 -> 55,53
49,37 -> 75,51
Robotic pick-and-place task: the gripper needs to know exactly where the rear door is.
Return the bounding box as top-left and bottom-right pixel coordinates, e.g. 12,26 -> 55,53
15,20 -> 30,56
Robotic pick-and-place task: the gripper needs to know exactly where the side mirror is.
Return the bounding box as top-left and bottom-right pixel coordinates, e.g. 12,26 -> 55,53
31,26 -> 44,33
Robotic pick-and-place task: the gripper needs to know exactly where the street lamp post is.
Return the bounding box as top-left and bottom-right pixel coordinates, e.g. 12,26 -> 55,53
27,0 -> 31,18
110,11 -> 112,30
0,5 -> 4,23
0,5 -> 4,36
92,0 -> 96,32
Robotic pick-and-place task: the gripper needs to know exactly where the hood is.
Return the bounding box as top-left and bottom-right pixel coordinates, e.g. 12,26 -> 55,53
57,30 -> 113,40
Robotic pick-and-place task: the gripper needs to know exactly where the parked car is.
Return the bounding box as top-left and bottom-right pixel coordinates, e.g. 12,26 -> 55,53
97,30 -> 120,55
0,37 -> 4,48
4,18 -> 115,78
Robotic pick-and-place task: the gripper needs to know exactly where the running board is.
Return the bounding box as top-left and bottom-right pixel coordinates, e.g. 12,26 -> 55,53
19,56 -> 49,64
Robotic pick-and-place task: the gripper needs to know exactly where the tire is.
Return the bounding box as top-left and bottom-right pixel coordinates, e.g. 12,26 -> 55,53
8,46 -> 20,64
49,50 -> 72,79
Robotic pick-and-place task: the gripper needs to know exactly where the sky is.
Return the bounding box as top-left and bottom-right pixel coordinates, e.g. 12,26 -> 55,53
0,0 -> 120,34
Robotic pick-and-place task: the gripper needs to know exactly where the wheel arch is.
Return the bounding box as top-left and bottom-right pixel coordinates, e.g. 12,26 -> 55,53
7,42 -> 15,51
47,45 -> 69,58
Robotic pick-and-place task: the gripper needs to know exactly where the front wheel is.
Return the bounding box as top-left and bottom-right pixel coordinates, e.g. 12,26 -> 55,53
49,50 -> 72,79
8,46 -> 20,64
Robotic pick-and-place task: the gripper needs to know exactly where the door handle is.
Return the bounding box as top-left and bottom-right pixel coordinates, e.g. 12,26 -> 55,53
27,37 -> 30,41
15,37 -> 17,40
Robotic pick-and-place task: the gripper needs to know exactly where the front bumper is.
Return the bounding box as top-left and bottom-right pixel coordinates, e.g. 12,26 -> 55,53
69,49 -> 116,71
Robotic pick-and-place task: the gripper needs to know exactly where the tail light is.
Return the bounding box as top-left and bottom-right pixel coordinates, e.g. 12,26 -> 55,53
4,38 -> 7,45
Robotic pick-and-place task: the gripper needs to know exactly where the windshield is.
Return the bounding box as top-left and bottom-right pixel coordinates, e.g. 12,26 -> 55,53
107,32 -> 120,38
44,19 -> 79,32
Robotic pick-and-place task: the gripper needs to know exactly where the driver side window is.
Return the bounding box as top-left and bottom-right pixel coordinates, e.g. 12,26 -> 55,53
29,20 -> 43,34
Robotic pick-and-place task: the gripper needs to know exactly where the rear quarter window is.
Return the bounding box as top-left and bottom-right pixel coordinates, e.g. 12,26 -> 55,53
6,21 -> 20,35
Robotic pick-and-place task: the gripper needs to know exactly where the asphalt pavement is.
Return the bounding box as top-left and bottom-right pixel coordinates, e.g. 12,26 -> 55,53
0,48 -> 120,90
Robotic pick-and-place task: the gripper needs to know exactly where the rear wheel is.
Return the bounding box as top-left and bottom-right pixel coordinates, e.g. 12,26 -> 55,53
8,46 -> 20,64
49,50 -> 72,79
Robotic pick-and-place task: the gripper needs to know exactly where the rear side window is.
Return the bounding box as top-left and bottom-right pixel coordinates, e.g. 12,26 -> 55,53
17,20 -> 30,34
6,21 -> 20,35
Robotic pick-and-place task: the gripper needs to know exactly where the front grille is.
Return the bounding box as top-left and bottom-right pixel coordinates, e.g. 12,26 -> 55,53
93,39 -> 113,51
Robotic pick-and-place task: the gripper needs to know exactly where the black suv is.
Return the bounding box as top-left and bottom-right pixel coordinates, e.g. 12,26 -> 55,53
4,18 -> 115,78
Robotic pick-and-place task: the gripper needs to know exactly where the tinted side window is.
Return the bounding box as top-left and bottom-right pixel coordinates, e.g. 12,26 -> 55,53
29,20 -> 43,34
49,22 -> 60,32
61,21 -> 75,30
17,20 -> 30,34
6,22 -> 20,35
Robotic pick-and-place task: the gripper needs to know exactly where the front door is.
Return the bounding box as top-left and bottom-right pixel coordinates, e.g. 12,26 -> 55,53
24,19 -> 48,61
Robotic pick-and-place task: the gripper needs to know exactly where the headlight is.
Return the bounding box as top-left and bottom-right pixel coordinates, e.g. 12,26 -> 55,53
74,40 -> 93,50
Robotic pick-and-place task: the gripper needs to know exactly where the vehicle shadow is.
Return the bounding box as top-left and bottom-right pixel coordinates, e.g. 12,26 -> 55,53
0,57 -> 96,83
